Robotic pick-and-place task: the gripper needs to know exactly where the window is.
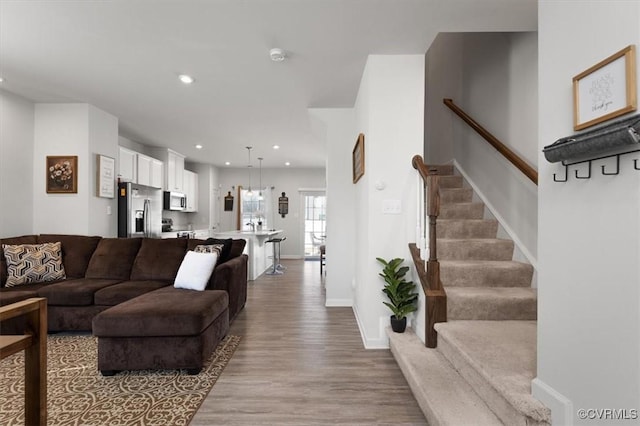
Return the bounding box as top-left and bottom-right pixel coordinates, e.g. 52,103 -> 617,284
240,188 -> 271,231
303,194 -> 326,257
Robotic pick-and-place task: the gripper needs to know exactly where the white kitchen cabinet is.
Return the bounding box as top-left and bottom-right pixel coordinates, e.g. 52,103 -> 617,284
183,169 -> 198,212
136,153 -> 152,186
166,150 -> 185,192
129,152 -> 163,189
118,147 -> 137,183
150,159 -> 163,189
149,148 -> 186,192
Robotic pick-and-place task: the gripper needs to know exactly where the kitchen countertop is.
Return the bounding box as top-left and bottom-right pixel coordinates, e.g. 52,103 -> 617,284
160,229 -> 210,239
213,229 -> 282,238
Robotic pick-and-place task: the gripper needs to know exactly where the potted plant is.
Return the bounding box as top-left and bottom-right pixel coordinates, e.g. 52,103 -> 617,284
376,257 -> 418,333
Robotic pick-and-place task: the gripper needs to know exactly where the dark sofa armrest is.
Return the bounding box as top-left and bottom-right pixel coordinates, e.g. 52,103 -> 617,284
208,254 -> 248,322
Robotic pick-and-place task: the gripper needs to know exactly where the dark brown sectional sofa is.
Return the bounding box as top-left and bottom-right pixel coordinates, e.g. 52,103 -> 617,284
0,234 -> 247,328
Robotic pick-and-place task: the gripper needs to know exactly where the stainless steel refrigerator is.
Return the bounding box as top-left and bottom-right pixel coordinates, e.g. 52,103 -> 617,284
117,182 -> 162,238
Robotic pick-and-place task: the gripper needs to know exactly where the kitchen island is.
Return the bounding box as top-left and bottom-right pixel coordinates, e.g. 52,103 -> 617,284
213,229 -> 283,280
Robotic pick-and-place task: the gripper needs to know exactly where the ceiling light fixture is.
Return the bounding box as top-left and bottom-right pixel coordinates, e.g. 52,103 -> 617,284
285,162 -> 291,166
269,48 -> 286,62
258,157 -> 264,201
246,146 -> 253,196
178,74 -> 194,84
225,161 -> 231,166
195,144 -> 203,149
272,145 -> 280,150
0,77 -> 4,83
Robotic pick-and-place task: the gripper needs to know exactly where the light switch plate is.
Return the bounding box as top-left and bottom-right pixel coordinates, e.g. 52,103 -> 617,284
382,199 -> 401,214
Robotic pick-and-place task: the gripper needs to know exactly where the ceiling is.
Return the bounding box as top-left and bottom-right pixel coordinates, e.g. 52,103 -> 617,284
0,0 -> 536,168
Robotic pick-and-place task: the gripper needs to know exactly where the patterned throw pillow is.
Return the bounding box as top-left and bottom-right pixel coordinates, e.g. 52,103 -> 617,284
2,242 -> 66,287
193,244 -> 224,257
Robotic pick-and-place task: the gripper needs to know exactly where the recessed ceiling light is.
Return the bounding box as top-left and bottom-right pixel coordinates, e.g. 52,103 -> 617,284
195,144 -> 203,149
225,161 -> 231,166
269,48 -> 286,62
178,74 -> 194,84
285,162 -> 291,166
272,145 -> 280,150
0,77 -> 4,83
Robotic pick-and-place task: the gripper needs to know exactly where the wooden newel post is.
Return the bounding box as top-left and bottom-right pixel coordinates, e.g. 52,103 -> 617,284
410,156 -> 447,348
425,170 -> 446,348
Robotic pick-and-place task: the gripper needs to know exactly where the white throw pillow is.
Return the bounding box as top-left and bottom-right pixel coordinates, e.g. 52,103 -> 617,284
174,251 -> 218,291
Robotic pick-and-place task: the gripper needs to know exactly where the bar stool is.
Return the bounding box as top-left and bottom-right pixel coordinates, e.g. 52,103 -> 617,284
265,237 -> 285,275
320,244 -> 326,275
276,237 -> 287,271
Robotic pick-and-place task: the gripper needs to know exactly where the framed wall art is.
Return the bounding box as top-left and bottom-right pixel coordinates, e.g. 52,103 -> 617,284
97,154 -> 115,198
352,133 -> 365,183
573,45 -> 637,131
46,155 -> 78,194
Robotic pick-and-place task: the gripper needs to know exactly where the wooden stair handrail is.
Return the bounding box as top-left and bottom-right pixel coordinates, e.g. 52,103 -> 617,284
411,155 -> 446,348
443,98 -> 538,185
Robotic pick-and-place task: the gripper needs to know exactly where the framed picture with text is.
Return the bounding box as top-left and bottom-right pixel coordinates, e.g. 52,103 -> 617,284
352,133 -> 365,184
573,45 -> 637,131
97,154 -> 115,198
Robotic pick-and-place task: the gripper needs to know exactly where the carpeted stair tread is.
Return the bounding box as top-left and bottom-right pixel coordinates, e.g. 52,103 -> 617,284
440,188 -> 473,203
446,287 -> 537,320
435,321 -> 551,426
388,327 -> 502,426
440,260 -> 533,287
439,202 -> 485,220
437,175 -> 463,188
438,219 -> 498,239
438,238 -> 514,261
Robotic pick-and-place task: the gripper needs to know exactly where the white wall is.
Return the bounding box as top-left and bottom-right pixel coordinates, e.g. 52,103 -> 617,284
33,104 -> 118,236
87,105 -> 118,237
0,90 -> 34,237
353,55 -> 424,348
309,108 -> 356,307
425,31 -> 539,265
216,167 -> 326,258
424,33 -> 464,164
535,2 -> 640,425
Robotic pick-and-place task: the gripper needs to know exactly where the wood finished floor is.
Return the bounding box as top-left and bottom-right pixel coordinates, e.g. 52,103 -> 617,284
191,260 -> 427,425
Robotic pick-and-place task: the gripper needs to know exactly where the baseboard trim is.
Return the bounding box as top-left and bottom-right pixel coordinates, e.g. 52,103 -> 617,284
352,303 -> 389,349
532,377 -> 573,426
325,298 -> 352,307
453,159 -> 538,269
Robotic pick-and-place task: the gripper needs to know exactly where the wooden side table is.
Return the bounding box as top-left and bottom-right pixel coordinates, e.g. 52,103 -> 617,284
0,297 -> 47,426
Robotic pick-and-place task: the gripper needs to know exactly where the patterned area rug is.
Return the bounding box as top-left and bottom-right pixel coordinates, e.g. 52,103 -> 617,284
0,334 -> 241,425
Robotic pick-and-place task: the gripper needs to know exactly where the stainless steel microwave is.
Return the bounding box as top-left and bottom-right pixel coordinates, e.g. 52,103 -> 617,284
163,191 -> 186,210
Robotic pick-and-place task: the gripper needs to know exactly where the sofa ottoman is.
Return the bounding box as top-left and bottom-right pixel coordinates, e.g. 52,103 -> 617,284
92,286 -> 229,375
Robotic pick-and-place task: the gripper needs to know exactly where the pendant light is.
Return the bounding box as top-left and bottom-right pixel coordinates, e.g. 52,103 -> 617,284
258,157 -> 264,200
246,146 -> 253,196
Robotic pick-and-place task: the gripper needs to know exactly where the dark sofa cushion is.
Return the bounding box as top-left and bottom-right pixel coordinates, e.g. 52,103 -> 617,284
130,238 -> 187,282
94,280 -> 170,306
229,239 -> 247,260
189,238 -> 233,264
92,286 -> 228,337
0,289 -> 40,306
0,235 -> 38,287
37,278 -> 122,306
85,238 -> 142,280
38,234 -> 101,279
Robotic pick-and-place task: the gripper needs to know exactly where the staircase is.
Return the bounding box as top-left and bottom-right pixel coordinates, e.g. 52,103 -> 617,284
389,166 -> 550,426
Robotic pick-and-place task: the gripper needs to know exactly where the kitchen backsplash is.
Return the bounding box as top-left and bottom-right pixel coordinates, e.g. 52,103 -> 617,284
161,210 -> 208,231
